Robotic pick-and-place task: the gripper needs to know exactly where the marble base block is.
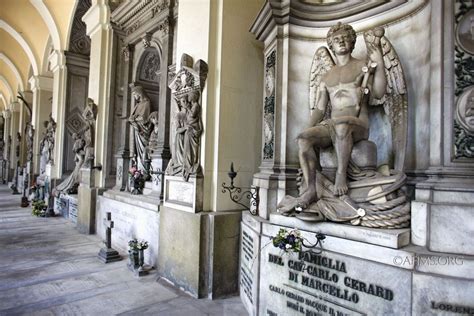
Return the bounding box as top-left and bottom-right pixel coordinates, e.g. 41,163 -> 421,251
240,213 -> 474,315
270,213 -> 410,249
158,206 -> 242,299
96,195 -> 159,268
163,175 -> 203,213
413,183 -> 474,255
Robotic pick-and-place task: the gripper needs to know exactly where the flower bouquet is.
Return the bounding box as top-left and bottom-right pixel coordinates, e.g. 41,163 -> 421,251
129,166 -> 145,195
271,228 -> 303,253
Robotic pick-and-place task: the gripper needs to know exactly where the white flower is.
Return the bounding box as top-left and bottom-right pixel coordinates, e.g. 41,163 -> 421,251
285,244 -> 292,249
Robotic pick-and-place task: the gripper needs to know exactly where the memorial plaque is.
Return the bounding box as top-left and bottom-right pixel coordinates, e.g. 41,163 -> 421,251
163,175 -> 203,213
54,197 -> 69,218
259,228 -> 411,315
68,197 -> 78,223
240,220 -> 261,316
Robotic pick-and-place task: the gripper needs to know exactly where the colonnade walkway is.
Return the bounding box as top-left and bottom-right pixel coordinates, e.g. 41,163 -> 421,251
0,185 -> 246,315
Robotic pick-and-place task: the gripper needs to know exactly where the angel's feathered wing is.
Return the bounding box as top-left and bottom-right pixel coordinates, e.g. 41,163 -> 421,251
369,36 -> 408,172
309,47 -> 335,118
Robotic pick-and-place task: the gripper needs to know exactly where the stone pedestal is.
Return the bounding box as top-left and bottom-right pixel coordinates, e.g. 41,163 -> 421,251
412,179 -> 474,256
77,168 -> 96,234
163,175 -> 203,213
96,191 -> 160,268
98,247 -> 121,263
158,206 -> 242,298
241,213 -> 474,316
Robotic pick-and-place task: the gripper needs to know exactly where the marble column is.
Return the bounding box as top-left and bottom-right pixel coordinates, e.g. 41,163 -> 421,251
29,76 -> 53,175
9,105 -> 20,185
2,110 -> 11,183
114,43 -> 134,191
82,0 -> 113,188
78,0 -> 113,234
48,50 -> 67,180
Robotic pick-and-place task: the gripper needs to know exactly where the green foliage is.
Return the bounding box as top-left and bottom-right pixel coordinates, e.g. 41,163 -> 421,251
31,199 -> 46,217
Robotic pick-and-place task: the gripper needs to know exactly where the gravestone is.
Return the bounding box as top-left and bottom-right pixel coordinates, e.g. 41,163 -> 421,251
98,212 -> 122,263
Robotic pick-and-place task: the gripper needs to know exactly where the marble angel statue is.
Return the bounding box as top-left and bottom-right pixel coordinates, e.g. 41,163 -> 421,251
277,22 -> 410,229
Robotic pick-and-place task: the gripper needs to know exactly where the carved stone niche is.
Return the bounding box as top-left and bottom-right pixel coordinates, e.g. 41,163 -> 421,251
63,0 -> 91,178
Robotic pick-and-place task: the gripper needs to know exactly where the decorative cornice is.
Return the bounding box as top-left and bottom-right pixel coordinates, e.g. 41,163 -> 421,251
111,0 -> 170,35
82,1 -> 111,37
48,50 -> 66,72
250,0 -> 427,41
28,76 -> 54,92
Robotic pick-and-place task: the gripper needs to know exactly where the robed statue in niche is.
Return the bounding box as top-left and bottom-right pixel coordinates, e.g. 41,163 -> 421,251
166,54 -> 208,181
128,83 -> 152,177
278,23 -> 410,229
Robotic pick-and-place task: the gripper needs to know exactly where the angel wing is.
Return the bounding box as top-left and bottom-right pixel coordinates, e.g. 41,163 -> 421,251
366,32 -> 408,172
309,47 -> 335,118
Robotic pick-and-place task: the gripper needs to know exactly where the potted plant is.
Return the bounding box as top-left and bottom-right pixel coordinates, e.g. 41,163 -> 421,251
31,199 -> 47,217
128,239 -> 149,273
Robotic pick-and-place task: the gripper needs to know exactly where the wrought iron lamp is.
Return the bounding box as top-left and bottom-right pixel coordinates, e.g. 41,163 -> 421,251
222,162 -> 260,215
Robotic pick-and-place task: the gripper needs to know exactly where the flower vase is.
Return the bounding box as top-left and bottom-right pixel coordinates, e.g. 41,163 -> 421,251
138,249 -> 145,268
128,249 -> 139,270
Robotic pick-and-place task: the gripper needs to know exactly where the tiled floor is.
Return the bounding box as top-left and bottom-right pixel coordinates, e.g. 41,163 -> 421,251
0,185 -> 248,316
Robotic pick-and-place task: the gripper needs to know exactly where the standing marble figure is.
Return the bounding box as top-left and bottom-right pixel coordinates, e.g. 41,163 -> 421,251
128,83 -> 152,176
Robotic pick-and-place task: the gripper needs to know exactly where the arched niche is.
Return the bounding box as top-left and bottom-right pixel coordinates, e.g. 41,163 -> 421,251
133,46 -> 161,114
62,0 -> 91,176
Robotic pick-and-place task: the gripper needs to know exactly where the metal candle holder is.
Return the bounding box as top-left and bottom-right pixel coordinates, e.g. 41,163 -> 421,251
222,162 -> 260,215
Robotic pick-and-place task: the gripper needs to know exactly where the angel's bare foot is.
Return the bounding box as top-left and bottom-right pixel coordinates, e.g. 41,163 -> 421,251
277,196 -> 299,214
334,172 -> 348,196
296,188 -> 316,208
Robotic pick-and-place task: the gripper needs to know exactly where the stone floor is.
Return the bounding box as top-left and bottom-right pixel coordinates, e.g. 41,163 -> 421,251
0,185 -> 248,316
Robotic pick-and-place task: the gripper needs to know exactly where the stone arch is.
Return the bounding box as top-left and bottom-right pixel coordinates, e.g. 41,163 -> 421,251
0,19 -> 39,76
61,0 -> 91,175
133,40 -> 162,114
0,75 -> 14,103
41,36 -> 54,77
67,0 -> 91,56
30,0 -> 61,50
0,93 -> 6,110
0,53 -> 24,92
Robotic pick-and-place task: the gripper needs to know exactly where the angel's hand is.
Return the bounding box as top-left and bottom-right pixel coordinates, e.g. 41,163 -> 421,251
367,42 -> 383,67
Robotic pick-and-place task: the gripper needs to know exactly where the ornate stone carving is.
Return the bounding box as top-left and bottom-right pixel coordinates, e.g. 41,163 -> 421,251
113,0 -> 170,36
157,17 -> 171,35
148,111 -> 160,151
82,98 -> 98,168
128,83 -> 152,176
263,51 -> 276,160
15,132 -> 21,159
53,99 -> 97,196
65,107 -> 86,136
138,49 -> 161,82
277,23 -> 410,229
166,54 -> 208,181
25,123 -> 34,163
454,0 -> 474,158
122,44 -> 134,61
69,0 -> 91,55
142,32 -> 152,48
0,139 -> 4,159
39,114 -> 56,173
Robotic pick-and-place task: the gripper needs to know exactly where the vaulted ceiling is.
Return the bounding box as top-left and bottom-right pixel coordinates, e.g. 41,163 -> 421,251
0,0 -> 77,110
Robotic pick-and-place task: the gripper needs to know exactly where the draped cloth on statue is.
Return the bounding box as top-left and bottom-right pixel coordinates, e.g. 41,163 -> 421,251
129,99 -> 151,172
182,100 -> 202,181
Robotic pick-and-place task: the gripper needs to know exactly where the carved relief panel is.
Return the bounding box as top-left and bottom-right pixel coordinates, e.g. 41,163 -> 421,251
263,50 -> 276,161
454,0 -> 474,158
